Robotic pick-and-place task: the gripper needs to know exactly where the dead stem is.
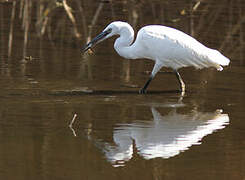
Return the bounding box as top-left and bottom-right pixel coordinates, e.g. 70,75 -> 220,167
63,0 -> 81,39
75,0 -> 88,38
8,1 -> 16,57
220,15 -> 245,51
69,114 -> 78,137
87,2 -> 104,42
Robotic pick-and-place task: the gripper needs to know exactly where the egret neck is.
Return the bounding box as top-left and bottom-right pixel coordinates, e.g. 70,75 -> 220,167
114,27 -> 139,59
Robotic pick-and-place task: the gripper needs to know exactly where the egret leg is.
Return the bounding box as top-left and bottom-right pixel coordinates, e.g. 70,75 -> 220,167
174,70 -> 185,92
139,62 -> 163,94
139,75 -> 153,94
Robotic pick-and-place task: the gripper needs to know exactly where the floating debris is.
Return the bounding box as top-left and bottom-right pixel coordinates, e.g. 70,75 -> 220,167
69,113 -> 78,137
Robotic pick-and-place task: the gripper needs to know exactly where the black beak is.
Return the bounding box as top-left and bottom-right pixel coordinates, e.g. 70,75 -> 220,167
82,28 -> 112,53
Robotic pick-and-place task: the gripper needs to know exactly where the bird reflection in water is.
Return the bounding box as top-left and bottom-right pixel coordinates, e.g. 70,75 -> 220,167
76,100 -> 229,167
108,108 -> 229,166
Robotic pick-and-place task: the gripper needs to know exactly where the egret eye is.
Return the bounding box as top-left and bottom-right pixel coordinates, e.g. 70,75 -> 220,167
104,28 -> 112,35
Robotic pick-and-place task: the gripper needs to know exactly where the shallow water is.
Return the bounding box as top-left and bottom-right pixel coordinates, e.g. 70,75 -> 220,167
0,0 -> 245,179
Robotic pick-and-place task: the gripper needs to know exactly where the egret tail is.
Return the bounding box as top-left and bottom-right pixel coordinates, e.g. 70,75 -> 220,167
208,49 -> 230,71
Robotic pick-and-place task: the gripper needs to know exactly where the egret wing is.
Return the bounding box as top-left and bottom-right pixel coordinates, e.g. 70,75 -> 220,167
136,25 -> 229,70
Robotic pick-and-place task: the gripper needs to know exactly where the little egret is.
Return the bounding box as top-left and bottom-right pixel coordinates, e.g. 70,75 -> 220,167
83,21 -> 230,94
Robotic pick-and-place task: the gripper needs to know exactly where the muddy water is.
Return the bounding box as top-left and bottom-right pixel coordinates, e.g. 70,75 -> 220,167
0,0 -> 245,179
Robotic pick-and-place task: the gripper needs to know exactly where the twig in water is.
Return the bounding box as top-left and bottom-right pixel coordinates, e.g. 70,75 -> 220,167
69,114 -> 77,137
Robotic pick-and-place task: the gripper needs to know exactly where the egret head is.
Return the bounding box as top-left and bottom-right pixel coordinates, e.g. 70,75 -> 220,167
82,21 -> 131,53
82,23 -> 117,53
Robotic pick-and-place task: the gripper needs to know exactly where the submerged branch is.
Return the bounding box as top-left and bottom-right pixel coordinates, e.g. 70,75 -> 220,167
69,113 -> 78,137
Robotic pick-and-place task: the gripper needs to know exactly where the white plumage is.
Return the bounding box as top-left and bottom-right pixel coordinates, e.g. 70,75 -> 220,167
134,25 -> 229,70
83,21 -> 230,93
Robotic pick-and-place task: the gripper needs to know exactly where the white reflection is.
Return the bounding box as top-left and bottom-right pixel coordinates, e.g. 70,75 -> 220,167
85,104 -> 229,167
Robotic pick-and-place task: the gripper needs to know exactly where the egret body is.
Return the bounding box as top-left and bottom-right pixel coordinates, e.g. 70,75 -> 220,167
83,21 -> 230,94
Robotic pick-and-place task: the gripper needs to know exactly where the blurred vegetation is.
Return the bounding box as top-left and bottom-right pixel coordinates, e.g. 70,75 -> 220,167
0,0 -> 244,92
1,0 -> 244,63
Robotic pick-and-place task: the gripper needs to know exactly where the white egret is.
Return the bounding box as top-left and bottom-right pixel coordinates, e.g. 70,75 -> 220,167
83,21 -> 230,94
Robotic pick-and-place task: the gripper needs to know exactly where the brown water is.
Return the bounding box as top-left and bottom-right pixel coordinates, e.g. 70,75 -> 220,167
0,0 -> 245,179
